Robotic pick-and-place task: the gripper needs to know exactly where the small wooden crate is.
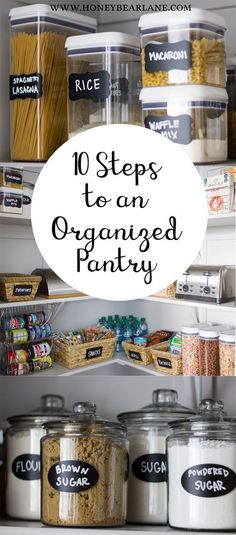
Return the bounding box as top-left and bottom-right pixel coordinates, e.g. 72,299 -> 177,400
152,282 -> 176,298
122,341 -> 153,366
0,274 -> 42,302
52,336 -> 116,369
150,341 -> 183,375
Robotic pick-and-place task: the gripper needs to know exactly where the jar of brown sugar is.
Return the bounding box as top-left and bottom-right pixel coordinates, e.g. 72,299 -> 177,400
219,331 -> 236,376
199,329 -> 219,376
41,402 -> 128,527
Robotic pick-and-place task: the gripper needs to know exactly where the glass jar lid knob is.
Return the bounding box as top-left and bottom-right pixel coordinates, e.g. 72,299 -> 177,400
199,399 -> 224,420
73,402 -> 96,414
152,389 -> 178,405
42,395 -> 64,409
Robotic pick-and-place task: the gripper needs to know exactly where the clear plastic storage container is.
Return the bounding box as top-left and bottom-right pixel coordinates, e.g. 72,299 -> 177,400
41,402 -> 128,527
181,326 -> 200,376
168,399 -> 236,531
227,58 -> 236,158
140,86 -> 228,164
9,4 -> 97,161
199,329 -> 219,376
219,330 -> 235,376
0,166 -> 22,189
0,187 -> 22,214
65,32 -> 141,137
139,9 -> 226,88
6,395 -> 70,520
118,390 -> 194,525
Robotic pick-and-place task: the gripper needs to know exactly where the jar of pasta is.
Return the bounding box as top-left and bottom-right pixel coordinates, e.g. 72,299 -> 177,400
140,85 -> 228,164
219,330 -> 236,376
199,329 -> 219,376
41,402 -> 128,527
139,9 -> 226,88
9,4 -> 97,161
227,58 -> 236,158
65,32 -> 141,138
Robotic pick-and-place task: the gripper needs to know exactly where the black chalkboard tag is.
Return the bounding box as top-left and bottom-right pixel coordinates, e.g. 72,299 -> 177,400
13,284 -> 33,297
23,195 -> 31,205
145,41 -> 191,73
144,114 -> 192,145
111,77 -> 129,103
12,454 -> 41,480
10,73 -> 43,100
69,71 -> 110,101
5,171 -> 22,186
128,350 -> 142,361
132,453 -> 167,482
4,195 -> 22,209
157,357 -> 172,369
86,346 -> 103,360
181,464 -> 236,497
48,460 -> 99,493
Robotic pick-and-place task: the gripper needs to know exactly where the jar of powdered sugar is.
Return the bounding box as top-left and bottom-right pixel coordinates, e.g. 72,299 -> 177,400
118,390 -> 194,525
168,399 -> 236,530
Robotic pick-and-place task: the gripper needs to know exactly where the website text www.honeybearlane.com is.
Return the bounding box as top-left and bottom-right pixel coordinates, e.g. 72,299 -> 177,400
50,3 -> 192,12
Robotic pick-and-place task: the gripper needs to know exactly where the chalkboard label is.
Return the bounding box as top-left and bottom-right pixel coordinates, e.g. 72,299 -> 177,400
145,41 -> 191,73
48,460 -> 99,493
69,71 -> 110,101
23,195 -> 32,205
13,284 -> 33,296
144,114 -> 192,145
5,171 -> 22,185
3,195 -> 22,209
10,73 -> 43,100
86,346 -> 103,360
128,350 -> 142,362
181,464 -> 236,497
132,453 -> 167,482
12,454 -> 40,480
111,77 -> 129,102
157,357 -> 172,369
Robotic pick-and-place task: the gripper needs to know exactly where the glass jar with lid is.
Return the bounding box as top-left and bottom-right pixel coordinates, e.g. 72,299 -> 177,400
227,58 -> 236,158
117,389 -> 194,524
168,399 -> 236,530
65,32 -> 141,138
41,401 -> 128,527
6,394 -> 70,520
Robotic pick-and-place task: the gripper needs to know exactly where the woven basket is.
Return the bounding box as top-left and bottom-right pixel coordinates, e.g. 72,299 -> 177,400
150,341 -> 182,375
152,282 -> 176,298
0,274 -> 42,302
52,336 -> 116,369
122,341 -> 152,366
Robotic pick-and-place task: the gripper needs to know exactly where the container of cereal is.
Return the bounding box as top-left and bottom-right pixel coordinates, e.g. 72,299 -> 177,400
41,402 -> 128,527
227,58 -> 236,158
168,399 -> 236,530
6,395 -> 70,520
118,390 -> 194,525
140,86 -> 228,164
139,10 -> 226,88
181,326 -> 200,376
219,330 -> 235,376
65,32 -> 141,137
199,329 -> 219,376
9,5 -> 97,161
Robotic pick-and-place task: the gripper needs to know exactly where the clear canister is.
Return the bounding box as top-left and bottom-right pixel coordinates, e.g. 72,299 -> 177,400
41,402 -> 128,527
6,395 -> 70,520
117,390 -> 194,525
168,399 -> 236,530
65,32 -> 141,138
219,331 -> 236,376
9,4 -> 97,161
227,58 -> 236,158
139,9 -> 226,88
199,329 -> 219,376
140,85 -> 228,164
182,326 -> 200,376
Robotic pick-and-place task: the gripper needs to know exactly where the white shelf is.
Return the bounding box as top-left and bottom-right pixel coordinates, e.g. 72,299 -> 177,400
0,295 -> 93,310
207,212 -> 235,227
2,162 -> 44,171
0,213 -> 31,226
144,296 -> 235,312
0,520 -> 230,535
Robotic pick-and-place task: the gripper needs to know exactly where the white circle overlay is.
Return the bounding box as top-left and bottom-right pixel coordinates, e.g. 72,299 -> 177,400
32,124 -> 207,301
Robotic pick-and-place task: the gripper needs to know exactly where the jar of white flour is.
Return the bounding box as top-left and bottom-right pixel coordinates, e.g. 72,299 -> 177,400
6,395 -> 70,520
168,399 -> 236,530
118,389 -> 194,524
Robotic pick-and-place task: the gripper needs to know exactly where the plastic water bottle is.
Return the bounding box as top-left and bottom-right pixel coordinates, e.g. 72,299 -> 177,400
133,320 -> 142,337
114,321 -> 123,352
140,317 -> 148,335
123,320 -> 133,342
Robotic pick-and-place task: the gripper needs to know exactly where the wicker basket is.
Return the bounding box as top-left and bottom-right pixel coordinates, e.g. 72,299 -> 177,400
150,341 -> 183,375
52,336 -> 116,369
122,341 -> 153,366
0,274 -> 42,302
152,282 -> 176,298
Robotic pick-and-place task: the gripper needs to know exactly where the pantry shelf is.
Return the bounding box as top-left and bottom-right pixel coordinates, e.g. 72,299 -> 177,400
143,296 -> 236,312
0,213 -> 31,226
207,212 -> 235,227
0,295 -> 93,310
0,520 -> 231,535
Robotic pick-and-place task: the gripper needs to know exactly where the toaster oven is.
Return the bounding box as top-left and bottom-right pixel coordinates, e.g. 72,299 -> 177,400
176,265 -> 235,304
